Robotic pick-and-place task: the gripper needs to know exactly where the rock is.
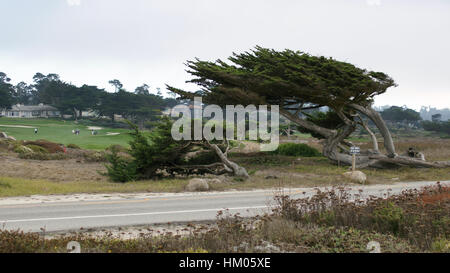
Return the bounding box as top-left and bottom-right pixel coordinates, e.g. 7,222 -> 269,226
207,178 -> 223,184
0,132 -> 7,138
342,171 -> 367,184
7,136 -> 16,141
416,152 -> 425,161
254,241 -> 281,253
233,240 -> 281,253
186,178 -> 210,192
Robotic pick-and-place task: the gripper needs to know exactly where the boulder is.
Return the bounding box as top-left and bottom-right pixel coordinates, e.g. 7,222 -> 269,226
186,178 -> 210,192
0,132 -> 7,138
207,178 -> 223,184
342,171 -> 367,184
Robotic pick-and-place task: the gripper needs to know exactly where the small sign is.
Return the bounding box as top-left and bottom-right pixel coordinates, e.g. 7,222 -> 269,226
350,146 -> 360,155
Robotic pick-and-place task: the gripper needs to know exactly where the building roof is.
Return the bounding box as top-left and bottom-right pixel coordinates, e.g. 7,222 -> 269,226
10,104 -> 59,111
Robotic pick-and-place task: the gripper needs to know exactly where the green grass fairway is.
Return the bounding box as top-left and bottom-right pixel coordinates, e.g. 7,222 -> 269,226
0,118 -> 131,150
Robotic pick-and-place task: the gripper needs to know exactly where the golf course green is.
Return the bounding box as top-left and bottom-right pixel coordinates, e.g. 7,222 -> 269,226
0,118 -> 131,150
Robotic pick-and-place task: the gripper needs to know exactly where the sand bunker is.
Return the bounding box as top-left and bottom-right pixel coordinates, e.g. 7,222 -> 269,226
87,126 -> 103,130
0,124 -> 36,129
106,132 -> 120,136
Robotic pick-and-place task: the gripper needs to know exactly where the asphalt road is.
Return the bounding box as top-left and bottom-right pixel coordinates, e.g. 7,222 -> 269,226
0,181 -> 447,233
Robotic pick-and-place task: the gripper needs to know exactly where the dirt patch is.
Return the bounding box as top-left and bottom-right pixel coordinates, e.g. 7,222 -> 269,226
47,222 -> 215,240
0,155 -> 107,182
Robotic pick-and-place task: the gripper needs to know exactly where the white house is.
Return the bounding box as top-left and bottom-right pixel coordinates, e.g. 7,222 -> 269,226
1,104 -> 60,118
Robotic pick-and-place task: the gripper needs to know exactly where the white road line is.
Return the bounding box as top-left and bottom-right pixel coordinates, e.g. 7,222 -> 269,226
0,205 -> 269,223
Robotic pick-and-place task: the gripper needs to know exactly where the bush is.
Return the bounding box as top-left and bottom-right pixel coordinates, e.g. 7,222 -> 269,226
19,153 -> 67,161
104,117 -> 193,182
21,140 -> 64,153
273,143 -> 321,157
83,151 -> 107,162
13,145 -> 33,154
104,148 -> 136,182
106,144 -> 128,153
373,202 -> 405,235
422,120 -> 450,135
66,144 -> 81,149
25,144 -> 49,154
273,183 -> 450,251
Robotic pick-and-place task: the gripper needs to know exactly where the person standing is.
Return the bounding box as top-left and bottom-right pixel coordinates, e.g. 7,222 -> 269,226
34,128 -> 38,134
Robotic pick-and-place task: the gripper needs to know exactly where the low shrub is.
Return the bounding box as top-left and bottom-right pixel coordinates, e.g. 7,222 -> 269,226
105,144 -> 128,153
373,202 -> 405,235
272,143 -> 321,157
66,144 -> 81,149
83,151 -> 107,162
103,148 -> 136,182
25,144 -> 49,154
21,140 -> 64,153
0,213 -> 420,253
273,183 -> 450,251
13,145 -> 33,154
18,152 -> 67,161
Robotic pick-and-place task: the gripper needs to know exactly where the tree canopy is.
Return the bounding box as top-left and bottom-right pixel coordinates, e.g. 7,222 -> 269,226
381,106 -> 421,123
167,46 -> 449,169
0,72 -> 14,109
1,72 -> 175,126
168,46 -> 396,110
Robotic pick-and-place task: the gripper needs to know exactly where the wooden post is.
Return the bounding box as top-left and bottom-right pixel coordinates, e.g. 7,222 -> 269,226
350,146 -> 359,172
352,154 -> 356,172
287,122 -> 291,140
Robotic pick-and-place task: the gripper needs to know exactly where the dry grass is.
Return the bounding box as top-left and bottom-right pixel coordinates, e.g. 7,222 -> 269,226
273,183 -> 450,251
0,154 -> 107,182
358,137 -> 450,161
0,176 -> 189,198
0,136 -> 449,197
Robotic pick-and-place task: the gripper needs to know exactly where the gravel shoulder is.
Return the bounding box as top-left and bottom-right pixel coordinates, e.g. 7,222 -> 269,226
1,181 -> 448,206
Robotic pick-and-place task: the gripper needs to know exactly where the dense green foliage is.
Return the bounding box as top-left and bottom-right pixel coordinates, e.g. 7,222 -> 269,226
104,147 -> 137,182
1,71 -> 178,126
272,143 -> 321,157
296,110 -> 344,139
103,117 -> 237,182
0,72 -> 15,109
381,106 -> 421,123
168,46 -> 396,110
104,117 -> 191,182
422,120 -> 450,135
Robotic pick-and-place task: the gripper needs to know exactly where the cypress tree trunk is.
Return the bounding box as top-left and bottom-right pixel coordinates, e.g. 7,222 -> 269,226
350,104 -> 396,157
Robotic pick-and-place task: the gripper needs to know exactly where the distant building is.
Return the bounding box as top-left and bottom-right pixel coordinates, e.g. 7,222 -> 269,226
1,104 -> 60,118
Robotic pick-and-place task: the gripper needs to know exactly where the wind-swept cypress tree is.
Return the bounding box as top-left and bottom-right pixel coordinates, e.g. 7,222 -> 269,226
168,46 -> 449,168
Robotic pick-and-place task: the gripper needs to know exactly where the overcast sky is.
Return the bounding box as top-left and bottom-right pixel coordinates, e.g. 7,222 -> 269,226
0,0 -> 449,109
